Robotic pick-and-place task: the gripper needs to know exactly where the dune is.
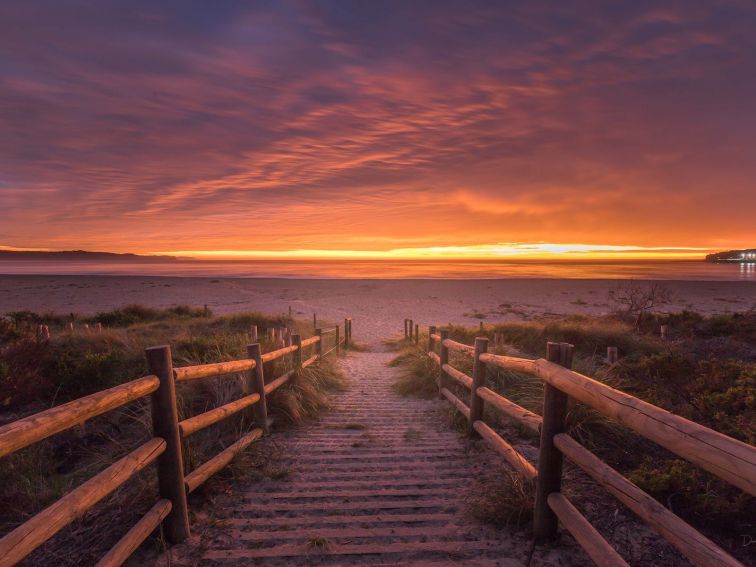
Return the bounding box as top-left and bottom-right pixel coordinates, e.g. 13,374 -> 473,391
1,275 -> 753,343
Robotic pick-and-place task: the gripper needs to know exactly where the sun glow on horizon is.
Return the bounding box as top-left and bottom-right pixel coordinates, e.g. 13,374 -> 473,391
159,243 -> 710,261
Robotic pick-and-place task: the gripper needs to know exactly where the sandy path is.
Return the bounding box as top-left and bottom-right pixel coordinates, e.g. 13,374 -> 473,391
159,350 -> 550,566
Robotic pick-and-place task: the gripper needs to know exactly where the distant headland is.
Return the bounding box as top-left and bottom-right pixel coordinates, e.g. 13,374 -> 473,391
705,249 -> 756,262
0,249 -> 183,262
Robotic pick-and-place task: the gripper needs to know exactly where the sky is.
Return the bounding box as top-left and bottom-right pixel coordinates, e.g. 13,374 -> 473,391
1,1 -> 755,260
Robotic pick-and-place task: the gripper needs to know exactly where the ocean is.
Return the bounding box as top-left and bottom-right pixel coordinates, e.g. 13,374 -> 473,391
0,259 -> 754,280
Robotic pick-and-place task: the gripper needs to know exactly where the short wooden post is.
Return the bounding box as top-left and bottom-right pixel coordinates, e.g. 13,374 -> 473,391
414,323 -> 419,344
146,345 -> 190,543
479,321 -> 484,331
469,337 -> 489,437
315,328 -> 323,359
288,305 -> 292,318
348,318 -> 353,344
292,334 -> 302,369
344,318 -> 350,350
534,341 -> 574,542
336,325 -> 341,355
660,325 -> 668,340
313,313 -> 317,331
203,304 -> 209,317
438,329 -> 450,398
250,325 -> 258,341
607,346 -> 618,364
246,343 -> 269,434
428,325 -> 437,354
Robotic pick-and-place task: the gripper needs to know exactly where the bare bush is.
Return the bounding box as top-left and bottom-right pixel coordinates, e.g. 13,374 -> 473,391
609,281 -> 672,330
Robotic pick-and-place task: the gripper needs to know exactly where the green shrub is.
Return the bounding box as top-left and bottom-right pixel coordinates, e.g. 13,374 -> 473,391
92,304 -> 209,327
628,457 -> 754,541
39,333 -> 142,400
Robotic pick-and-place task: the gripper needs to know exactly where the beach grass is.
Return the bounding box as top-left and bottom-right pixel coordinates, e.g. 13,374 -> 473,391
389,310 -> 756,558
0,306 -> 346,566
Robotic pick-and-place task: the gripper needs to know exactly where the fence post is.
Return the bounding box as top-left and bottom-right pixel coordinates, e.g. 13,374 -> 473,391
146,345 -> 190,543
344,318 -> 350,350
246,343 -> 269,434
336,325 -> 341,355
404,319 -> 408,338
533,341 -> 574,542
414,323 -> 419,345
315,328 -> 323,359
313,313 -> 317,331
292,334 -> 302,369
607,346 -> 618,364
428,325 -> 436,354
469,337 -> 489,437
438,329 -> 449,398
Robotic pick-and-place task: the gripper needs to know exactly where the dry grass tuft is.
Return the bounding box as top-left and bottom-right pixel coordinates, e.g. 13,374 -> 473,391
346,341 -> 371,352
389,345 -> 438,398
267,357 -> 346,424
306,535 -> 333,551
468,467 -> 535,527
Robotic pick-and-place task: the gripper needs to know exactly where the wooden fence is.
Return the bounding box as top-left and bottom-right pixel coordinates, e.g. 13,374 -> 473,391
415,322 -> 755,567
0,318 -> 353,566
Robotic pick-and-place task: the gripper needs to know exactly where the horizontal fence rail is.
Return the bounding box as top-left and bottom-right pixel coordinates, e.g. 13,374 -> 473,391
0,375 -> 159,458
413,320 -> 754,567
0,317 -> 353,566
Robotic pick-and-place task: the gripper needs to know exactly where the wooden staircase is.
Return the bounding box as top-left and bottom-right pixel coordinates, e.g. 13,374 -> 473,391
161,351 -> 526,566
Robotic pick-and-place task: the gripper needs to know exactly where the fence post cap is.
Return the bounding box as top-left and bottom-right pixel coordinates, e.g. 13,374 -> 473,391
474,336 -> 489,350
145,344 -> 171,353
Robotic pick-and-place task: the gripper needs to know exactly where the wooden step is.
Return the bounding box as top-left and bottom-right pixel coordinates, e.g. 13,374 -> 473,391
204,540 -> 522,561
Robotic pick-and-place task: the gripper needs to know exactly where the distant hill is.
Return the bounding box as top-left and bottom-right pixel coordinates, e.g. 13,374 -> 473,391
0,249 -> 183,262
705,249 -> 756,262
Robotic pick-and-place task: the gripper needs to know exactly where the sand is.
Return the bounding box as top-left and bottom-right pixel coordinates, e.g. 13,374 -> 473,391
1,275 -> 754,343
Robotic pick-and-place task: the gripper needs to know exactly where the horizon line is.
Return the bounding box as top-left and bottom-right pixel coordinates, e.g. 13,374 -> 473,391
0,242 -> 719,261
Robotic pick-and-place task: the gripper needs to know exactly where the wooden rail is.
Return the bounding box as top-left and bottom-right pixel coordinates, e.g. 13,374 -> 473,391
0,317 -> 353,566
410,320 -> 753,567
0,375 -> 159,458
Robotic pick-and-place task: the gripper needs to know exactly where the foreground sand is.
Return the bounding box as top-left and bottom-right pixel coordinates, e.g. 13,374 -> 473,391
1,275 -> 754,342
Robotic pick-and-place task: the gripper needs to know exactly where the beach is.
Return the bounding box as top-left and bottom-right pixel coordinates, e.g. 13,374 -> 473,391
1,275 -> 754,342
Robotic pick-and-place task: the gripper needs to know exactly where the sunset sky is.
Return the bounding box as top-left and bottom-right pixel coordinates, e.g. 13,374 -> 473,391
1,1 -> 755,260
